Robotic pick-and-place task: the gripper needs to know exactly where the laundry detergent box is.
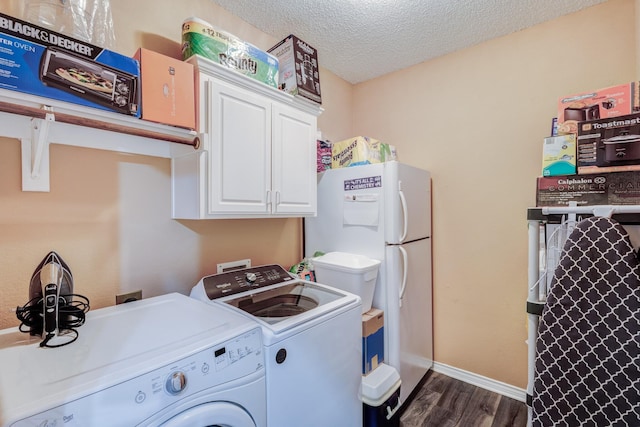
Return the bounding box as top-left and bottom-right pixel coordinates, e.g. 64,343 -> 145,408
542,134 -> 576,176
134,48 -> 195,129
557,82 -> 640,135
536,171 -> 640,207
362,308 -> 384,376
331,136 -> 397,169
268,34 -> 322,104
0,12 -> 141,117
182,17 -> 278,88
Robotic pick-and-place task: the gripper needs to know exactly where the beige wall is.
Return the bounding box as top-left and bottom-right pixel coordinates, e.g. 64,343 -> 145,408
0,0 -> 353,328
352,0 -> 636,388
0,0 -> 634,391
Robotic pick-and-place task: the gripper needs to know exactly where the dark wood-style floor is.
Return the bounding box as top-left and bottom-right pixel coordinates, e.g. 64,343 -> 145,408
399,371 -> 527,427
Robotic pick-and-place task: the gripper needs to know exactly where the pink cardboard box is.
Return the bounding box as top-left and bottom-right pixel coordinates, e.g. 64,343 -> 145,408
557,82 -> 640,135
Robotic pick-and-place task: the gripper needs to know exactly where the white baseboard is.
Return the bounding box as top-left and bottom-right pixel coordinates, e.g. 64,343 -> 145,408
432,362 -> 526,402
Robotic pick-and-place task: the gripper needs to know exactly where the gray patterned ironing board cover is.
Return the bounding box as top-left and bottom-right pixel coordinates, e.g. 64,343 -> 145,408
532,216 -> 639,426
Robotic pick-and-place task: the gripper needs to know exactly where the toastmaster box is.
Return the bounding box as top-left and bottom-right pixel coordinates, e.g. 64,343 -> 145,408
0,13 -> 140,116
557,82 -> 640,135
134,48 -> 195,129
181,17 -> 278,88
269,34 -> 321,104
576,113 -> 640,174
536,171 -> 640,207
362,308 -> 384,376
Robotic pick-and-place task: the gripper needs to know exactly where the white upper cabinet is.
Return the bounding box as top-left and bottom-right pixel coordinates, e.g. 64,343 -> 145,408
171,56 -> 321,219
272,102 -> 317,215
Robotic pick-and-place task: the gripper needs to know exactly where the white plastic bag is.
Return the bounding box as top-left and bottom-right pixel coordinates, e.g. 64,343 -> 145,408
20,0 -> 116,49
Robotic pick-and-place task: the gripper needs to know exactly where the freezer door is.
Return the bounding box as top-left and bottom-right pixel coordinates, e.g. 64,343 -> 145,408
384,161 -> 431,244
305,163 -> 387,258
304,161 -> 431,258
385,238 -> 433,404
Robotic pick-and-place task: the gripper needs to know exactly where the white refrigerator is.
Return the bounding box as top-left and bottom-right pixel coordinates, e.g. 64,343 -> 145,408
304,160 -> 433,404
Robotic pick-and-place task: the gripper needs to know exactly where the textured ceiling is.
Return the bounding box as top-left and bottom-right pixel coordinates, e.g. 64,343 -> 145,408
210,0 -> 609,84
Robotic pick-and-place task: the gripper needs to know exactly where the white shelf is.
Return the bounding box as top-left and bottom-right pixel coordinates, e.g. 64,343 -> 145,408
0,88 -> 199,191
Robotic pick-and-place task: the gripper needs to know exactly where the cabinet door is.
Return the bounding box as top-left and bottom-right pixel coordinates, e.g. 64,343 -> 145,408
272,102 -> 317,215
208,79 -> 272,214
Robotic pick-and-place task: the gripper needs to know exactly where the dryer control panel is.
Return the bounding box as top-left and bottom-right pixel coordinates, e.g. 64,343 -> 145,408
202,264 -> 295,299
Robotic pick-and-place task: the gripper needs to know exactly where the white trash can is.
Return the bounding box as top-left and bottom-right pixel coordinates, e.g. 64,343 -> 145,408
312,252 -> 381,313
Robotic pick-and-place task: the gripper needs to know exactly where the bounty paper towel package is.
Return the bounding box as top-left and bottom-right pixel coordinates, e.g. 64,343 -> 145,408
181,17 -> 278,88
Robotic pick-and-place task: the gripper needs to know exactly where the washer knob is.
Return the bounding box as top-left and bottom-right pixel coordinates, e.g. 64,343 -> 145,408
166,371 -> 187,395
245,272 -> 257,285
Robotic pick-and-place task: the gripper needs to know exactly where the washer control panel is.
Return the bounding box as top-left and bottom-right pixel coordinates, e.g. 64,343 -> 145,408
11,327 -> 263,427
202,264 -> 295,299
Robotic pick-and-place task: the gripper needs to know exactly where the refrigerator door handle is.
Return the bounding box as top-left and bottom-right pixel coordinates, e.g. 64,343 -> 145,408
398,245 -> 408,307
399,186 -> 408,243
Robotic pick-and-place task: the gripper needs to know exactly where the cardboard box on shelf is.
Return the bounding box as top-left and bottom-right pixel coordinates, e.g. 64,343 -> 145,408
542,134 -> 576,176
536,171 -> 640,207
134,49 -> 195,129
0,12 -> 140,116
181,17 -> 278,88
557,82 -> 640,135
331,136 -> 397,169
362,308 -> 384,376
268,34 -> 321,104
576,113 -> 640,174
317,139 -> 332,173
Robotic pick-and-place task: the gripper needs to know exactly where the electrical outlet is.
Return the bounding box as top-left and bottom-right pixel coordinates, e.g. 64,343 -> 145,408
116,290 -> 142,305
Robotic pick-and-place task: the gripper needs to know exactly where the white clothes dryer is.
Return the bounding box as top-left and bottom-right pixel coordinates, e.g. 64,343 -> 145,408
190,264 -> 363,427
0,293 -> 266,427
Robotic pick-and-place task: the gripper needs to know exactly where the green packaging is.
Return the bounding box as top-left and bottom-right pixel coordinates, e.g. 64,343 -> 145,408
182,17 -> 279,88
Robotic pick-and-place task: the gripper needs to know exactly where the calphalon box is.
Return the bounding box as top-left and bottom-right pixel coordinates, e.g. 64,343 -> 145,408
0,13 -> 140,116
362,308 -> 384,376
542,134 -> 576,176
268,34 -> 322,104
557,82 -> 640,135
576,113 -> 640,174
181,17 -> 278,88
536,171 -> 640,207
134,48 -> 195,129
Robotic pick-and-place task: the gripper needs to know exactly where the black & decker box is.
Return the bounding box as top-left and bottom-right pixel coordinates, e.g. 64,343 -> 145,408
0,13 -> 140,116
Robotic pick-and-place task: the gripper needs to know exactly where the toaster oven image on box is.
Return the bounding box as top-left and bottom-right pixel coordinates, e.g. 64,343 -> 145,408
563,104 -> 600,122
39,48 -> 139,116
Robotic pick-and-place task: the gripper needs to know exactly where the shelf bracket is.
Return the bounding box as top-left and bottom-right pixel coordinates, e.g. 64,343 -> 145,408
21,107 -> 55,192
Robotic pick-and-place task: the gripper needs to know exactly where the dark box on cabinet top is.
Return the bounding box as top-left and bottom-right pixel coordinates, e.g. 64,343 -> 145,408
269,34 -> 322,104
0,12 -> 140,116
536,171 -> 640,207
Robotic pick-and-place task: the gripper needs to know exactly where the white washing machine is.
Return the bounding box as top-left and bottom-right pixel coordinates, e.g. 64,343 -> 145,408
0,293 -> 266,427
190,264 -> 363,427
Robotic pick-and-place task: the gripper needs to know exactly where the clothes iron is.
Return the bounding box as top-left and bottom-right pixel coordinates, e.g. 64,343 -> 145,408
26,252 -> 74,343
